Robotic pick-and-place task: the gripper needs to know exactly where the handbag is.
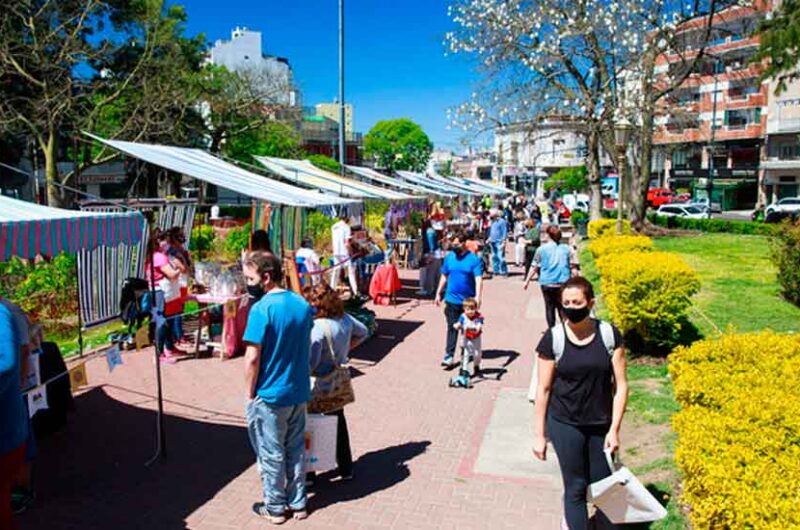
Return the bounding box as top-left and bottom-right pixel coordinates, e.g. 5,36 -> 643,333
307,320 -> 355,414
588,450 -> 668,524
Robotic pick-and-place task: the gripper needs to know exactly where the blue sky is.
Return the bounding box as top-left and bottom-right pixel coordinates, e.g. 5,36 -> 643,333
181,0 -> 479,151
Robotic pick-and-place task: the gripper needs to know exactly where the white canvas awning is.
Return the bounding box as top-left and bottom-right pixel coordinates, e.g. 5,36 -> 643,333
432,173 -> 513,196
395,170 -> 467,196
256,157 -> 413,201
345,165 -> 438,196
85,134 -> 357,208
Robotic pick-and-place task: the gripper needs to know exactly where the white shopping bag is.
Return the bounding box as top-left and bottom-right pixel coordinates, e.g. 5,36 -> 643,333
305,413 -> 338,473
588,450 -> 668,524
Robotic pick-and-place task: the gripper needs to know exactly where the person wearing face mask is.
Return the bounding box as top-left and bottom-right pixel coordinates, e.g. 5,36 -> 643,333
435,231 -> 483,368
532,277 -> 628,530
242,251 -> 314,524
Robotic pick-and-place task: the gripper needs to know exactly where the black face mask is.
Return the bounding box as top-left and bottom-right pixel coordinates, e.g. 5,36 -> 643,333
247,284 -> 265,301
562,305 -> 591,323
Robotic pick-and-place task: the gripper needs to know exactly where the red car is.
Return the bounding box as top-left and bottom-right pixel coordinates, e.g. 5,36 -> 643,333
647,188 -> 675,208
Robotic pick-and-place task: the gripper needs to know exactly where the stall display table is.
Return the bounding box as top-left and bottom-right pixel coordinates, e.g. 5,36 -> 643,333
190,293 -> 250,360
387,238 -> 418,269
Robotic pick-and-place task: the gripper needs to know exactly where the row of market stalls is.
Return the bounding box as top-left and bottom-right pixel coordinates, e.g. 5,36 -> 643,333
0,134 -> 513,463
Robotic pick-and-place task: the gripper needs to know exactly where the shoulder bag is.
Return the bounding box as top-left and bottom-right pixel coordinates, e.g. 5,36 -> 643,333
308,320 -> 356,414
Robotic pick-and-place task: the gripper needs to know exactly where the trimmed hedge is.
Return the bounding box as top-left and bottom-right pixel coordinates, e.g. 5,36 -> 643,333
648,213 -> 776,236
771,221 -> 800,307
587,219 -> 631,239
670,332 -> 800,529
587,235 -> 653,260
596,250 -> 700,345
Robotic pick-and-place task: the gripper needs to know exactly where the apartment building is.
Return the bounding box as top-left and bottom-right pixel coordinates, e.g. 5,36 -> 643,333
653,3 -> 768,210
494,116 -> 613,194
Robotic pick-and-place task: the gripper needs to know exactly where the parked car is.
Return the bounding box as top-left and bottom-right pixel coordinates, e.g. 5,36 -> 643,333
647,188 -> 676,208
765,197 -> 800,217
656,204 -> 710,219
765,210 -> 799,224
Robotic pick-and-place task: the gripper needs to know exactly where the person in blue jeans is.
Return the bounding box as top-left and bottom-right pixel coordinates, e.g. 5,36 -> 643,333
242,252 -> 314,525
487,211 -> 510,276
435,232 -> 483,367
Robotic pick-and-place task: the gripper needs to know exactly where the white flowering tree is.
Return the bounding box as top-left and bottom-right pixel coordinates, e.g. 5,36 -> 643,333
447,0 -> 739,225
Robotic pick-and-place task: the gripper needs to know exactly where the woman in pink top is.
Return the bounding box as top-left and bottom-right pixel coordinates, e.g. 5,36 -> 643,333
146,230 -> 186,364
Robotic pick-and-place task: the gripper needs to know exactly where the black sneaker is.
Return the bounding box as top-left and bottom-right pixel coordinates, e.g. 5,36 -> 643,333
252,502 -> 287,525
472,366 -> 482,378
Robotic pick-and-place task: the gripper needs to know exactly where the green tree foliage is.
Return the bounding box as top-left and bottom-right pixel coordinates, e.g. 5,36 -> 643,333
544,166 -> 589,192
755,0 -> 800,91
364,118 -> 433,172
307,154 -> 341,174
223,122 -> 303,163
0,0 -> 205,205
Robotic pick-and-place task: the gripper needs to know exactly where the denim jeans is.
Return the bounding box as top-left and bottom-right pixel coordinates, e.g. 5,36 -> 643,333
154,290 -> 174,352
444,302 -> 464,358
246,398 -> 307,514
490,241 -> 508,275
170,313 -> 183,342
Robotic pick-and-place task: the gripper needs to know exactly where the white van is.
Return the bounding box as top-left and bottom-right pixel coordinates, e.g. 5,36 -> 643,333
562,193 -> 591,213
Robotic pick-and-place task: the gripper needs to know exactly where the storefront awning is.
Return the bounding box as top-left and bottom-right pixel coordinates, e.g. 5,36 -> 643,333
255,157 -> 413,201
0,195 -> 145,261
86,134 -> 357,208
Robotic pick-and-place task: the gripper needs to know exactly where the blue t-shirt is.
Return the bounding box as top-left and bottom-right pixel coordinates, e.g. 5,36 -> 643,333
488,219 -> 509,242
0,303 -> 28,454
442,251 -> 483,305
243,290 -> 313,407
535,242 -> 572,285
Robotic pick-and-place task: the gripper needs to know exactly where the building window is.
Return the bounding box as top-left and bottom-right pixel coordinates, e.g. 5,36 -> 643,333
511,141 -> 519,166
728,85 -> 759,100
725,108 -> 761,129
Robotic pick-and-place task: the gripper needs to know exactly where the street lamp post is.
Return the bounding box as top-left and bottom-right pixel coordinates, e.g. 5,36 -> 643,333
614,118 -> 633,235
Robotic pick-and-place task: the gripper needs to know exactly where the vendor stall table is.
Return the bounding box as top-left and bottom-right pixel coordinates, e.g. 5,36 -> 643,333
387,238 -> 418,269
190,293 -> 250,360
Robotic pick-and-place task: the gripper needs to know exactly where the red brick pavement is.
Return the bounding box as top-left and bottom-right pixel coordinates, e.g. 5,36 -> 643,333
19,265 -> 562,530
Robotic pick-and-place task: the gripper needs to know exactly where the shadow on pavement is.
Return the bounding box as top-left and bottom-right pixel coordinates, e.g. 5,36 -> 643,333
481,349 -> 521,368
350,319 -> 424,367
309,440 -> 431,512
19,386 -> 251,530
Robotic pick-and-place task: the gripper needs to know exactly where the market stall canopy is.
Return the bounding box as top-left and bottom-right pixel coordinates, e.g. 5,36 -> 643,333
0,195 -> 145,261
426,172 -> 484,196
395,170 -> 470,197
431,172 -> 513,196
345,165 -> 444,197
256,157 -> 413,201
85,134 -> 357,208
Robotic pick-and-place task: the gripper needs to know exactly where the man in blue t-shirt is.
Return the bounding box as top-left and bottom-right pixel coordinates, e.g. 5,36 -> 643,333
523,225 -> 576,328
435,232 -> 483,367
0,303 -> 27,530
487,211 -> 510,276
242,252 -> 313,524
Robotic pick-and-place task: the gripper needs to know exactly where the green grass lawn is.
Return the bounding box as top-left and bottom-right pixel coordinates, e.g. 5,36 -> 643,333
653,233 -> 800,337
580,231 -> 800,529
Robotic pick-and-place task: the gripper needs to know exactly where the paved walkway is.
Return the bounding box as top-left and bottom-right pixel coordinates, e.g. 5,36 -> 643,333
19,263 -> 563,530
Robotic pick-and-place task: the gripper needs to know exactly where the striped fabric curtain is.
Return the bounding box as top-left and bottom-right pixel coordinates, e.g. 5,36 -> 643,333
77,201 -> 195,328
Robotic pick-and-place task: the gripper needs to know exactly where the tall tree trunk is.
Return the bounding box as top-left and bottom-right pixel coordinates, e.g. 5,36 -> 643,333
587,128 -> 603,221
44,130 -> 61,207
630,51 -> 657,230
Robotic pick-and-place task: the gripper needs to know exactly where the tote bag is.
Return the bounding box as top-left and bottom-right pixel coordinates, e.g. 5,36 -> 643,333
588,450 -> 668,524
305,413 -> 338,472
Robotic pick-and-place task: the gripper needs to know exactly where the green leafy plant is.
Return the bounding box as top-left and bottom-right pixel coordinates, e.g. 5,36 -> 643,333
648,214 -> 777,236
364,118 -> 433,172
307,154 -> 341,174
771,220 -> 800,306
544,165 -> 589,192
222,222 -> 251,261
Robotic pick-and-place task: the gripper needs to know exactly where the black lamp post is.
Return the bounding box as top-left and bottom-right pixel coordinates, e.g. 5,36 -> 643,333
614,117 -> 634,234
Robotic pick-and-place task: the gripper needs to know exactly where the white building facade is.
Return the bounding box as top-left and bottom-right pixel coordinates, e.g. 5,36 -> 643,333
209,27 -> 297,107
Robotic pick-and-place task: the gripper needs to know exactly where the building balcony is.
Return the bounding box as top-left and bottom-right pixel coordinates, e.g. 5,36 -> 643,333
767,117 -> 800,135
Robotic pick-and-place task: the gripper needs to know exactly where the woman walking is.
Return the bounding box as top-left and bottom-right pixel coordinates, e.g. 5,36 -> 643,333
523,225 -> 576,328
532,277 -> 628,530
303,284 -> 368,482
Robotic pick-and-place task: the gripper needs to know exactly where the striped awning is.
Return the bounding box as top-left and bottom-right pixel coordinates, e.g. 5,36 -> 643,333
0,195 -> 146,261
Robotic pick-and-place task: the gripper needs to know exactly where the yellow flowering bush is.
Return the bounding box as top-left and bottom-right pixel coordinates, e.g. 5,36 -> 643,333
596,251 -> 699,344
670,332 -> 800,529
587,235 -> 653,259
587,219 -> 630,239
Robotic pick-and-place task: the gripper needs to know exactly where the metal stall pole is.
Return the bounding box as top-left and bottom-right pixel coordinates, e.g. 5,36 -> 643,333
145,237 -> 167,466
